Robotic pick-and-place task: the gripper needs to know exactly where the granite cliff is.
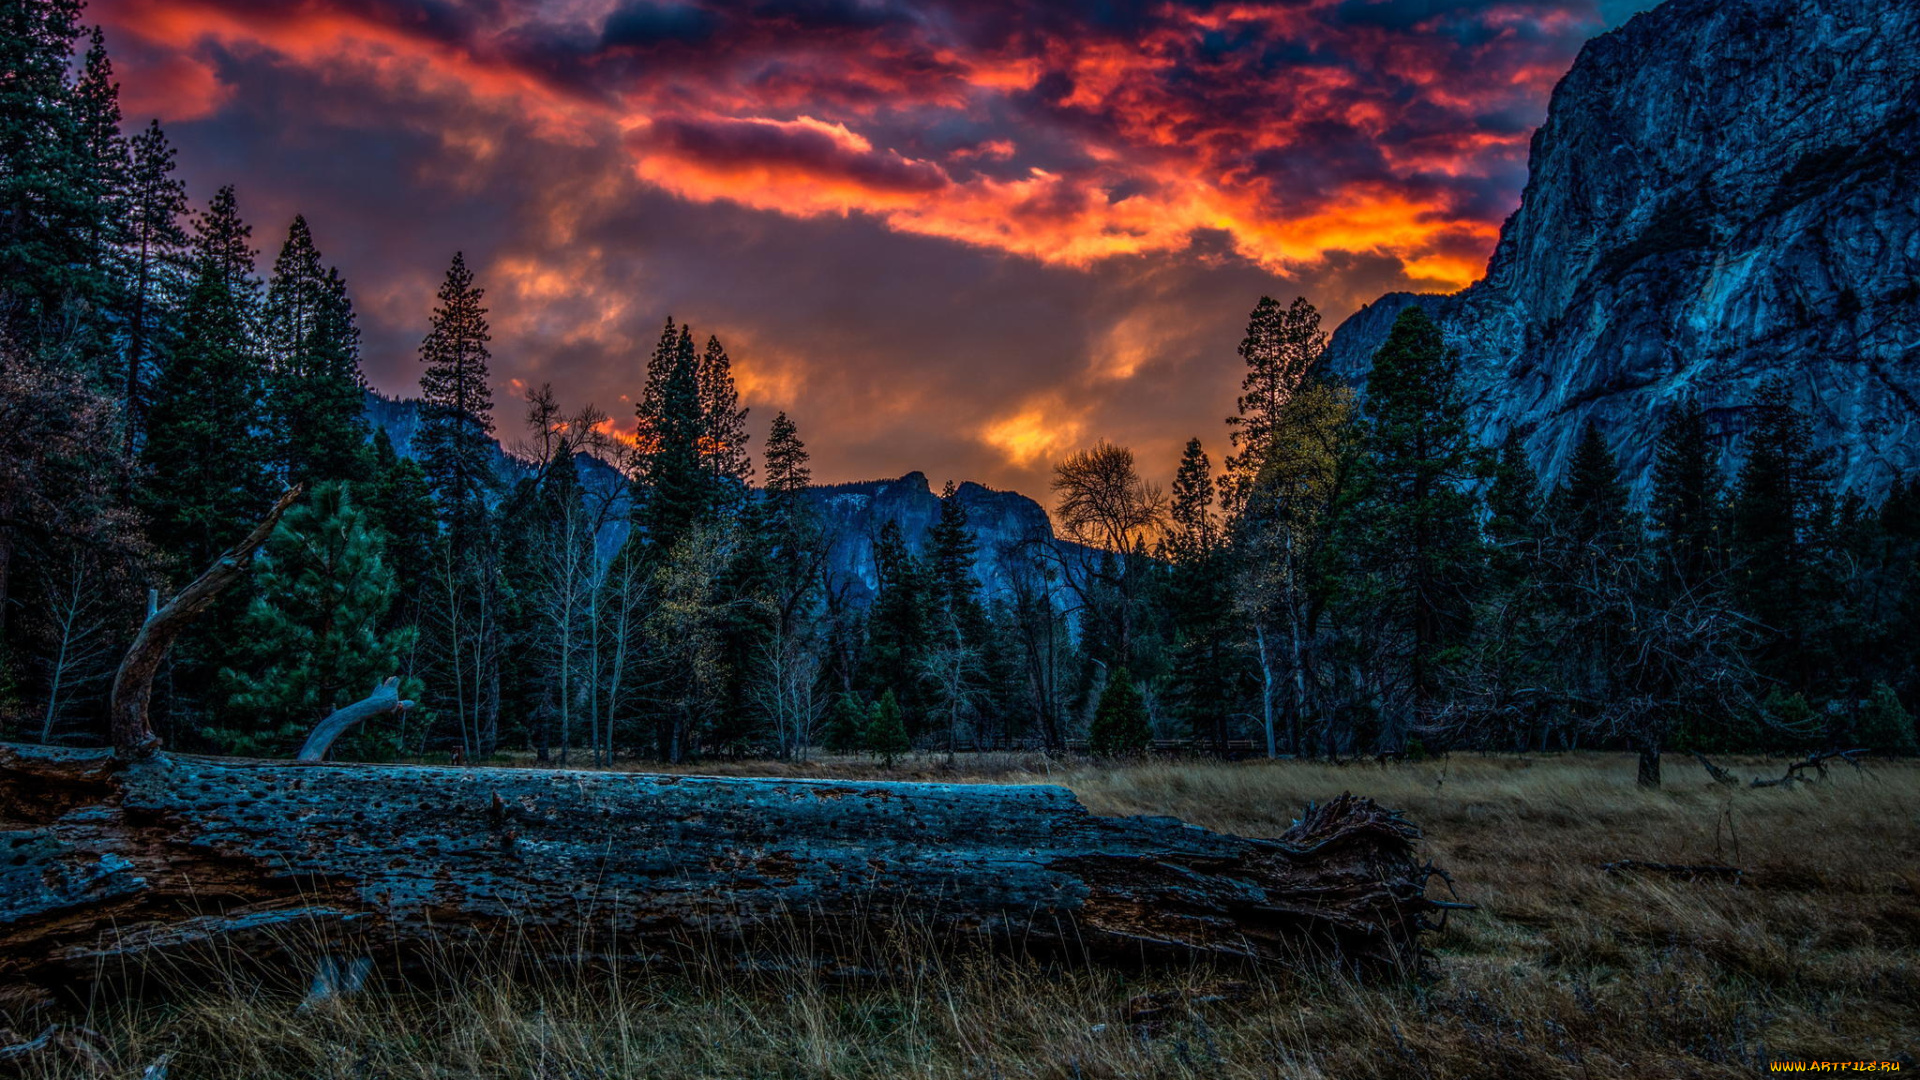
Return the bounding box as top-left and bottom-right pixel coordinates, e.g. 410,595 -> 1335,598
364,394 -> 1068,605
1323,0 -> 1920,497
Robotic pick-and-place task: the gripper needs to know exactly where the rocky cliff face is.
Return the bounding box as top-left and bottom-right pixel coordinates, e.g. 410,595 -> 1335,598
1323,0 -> 1920,497
364,394 -> 1068,604
809,472 -> 1067,606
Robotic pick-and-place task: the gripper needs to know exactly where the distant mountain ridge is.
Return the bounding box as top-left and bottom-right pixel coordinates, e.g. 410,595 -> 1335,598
1322,0 -> 1920,497
363,392 -> 1073,604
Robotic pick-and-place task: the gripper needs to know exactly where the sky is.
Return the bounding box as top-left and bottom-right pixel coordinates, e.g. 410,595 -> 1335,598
92,0 -> 1659,498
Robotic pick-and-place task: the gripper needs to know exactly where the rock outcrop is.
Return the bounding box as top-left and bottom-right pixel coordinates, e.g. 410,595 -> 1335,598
1323,0 -> 1920,498
364,395 -> 1070,605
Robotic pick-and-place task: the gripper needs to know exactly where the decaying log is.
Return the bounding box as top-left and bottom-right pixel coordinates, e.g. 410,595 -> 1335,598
109,486 -> 303,759
296,678 -> 412,762
0,744 -> 1443,1002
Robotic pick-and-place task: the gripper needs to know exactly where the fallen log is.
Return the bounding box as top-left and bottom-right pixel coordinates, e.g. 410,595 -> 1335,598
0,744 -> 1442,1004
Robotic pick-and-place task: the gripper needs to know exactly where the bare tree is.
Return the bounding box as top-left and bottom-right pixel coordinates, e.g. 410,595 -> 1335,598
1049,441 -> 1165,665
1231,381 -> 1356,757
751,603 -> 827,760
30,546 -> 122,743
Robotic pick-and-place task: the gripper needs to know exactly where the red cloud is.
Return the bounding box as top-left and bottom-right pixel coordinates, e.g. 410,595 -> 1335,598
92,0 -> 1604,289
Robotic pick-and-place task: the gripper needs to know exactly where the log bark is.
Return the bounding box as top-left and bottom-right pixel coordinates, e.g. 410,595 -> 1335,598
0,744 -> 1442,1002
109,487 -> 303,758
296,678 -> 412,762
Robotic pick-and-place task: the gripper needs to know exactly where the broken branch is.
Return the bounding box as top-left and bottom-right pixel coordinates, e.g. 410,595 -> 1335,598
296,678 -> 412,762
109,487 -> 303,759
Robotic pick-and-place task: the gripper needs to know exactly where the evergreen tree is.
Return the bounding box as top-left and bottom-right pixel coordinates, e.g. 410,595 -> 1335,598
1553,420 -> 1635,551
1856,683 -> 1917,754
1161,439 -> 1237,750
929,480 -> 981,638
263,216 -> 368,486
634,318 -> 714,557
761,409 -> 820,631
697,334 -> 751,489
822,690 -> 866,753
1730,378 -> 1836,692
415,252 -> 494,535
1332,306 -> 1486,747
1650,399 -> 1722,586
118,119 -> 189,454
1166,437 -> 1217,563
865,688 -> 909,766
1223,296 -> 1325,513
1485,432 -> 1542,550
216,482 -> 413,756
140,185 -> 267,572
0,0 -> 108,341
764,411 -> 811,497
1088,667 -> 1151,756
70,25 -> 123,293
363,427 -> 437,622
863,518 -> 931,732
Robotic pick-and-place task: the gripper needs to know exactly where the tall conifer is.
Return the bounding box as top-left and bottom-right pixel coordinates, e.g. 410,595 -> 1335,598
415,252 -> 494,534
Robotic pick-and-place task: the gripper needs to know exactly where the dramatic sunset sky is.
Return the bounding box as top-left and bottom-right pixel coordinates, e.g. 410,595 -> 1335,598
92,0 -> 1656,497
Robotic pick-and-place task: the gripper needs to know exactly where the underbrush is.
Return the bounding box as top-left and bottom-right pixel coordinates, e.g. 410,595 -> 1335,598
10,754 -> 1918,1078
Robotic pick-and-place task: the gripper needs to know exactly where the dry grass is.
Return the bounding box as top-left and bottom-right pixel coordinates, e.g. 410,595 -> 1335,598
16,753 -> 1920,1078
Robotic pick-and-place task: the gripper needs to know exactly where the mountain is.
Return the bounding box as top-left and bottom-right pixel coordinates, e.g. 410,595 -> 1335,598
363,393 -> 1073,604
1322,0 -> 1920,497
809,472 -> 1072,607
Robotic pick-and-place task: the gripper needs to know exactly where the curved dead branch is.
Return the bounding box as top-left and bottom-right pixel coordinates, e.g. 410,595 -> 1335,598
296,678 -> 413,762
109,486 -> 303,758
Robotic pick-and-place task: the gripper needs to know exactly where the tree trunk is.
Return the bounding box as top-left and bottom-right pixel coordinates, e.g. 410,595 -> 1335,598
1255,624 -> 1277,759
110,487 -> 302,758
1636,737 -> 1662,788
0,746 -> 1443,999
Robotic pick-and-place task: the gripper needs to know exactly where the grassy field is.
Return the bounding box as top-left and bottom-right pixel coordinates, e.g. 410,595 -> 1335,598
17,753 -> 1920,1078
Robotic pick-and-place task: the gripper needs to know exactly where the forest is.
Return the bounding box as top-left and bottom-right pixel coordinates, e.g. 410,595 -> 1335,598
4,2 -> 1918,793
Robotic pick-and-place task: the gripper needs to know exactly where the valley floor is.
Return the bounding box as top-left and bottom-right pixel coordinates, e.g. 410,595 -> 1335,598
19,753 -> 1920,1078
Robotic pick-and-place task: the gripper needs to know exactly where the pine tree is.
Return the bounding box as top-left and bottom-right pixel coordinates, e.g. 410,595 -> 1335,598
119,119 -> 189,454
1650,400 -> 1722,586
822,691 -> 866,753
1553,420 -> 1635,552
415,252 -> 494,535
70,26 -> 123,287
216,482 -> 414,756
1485,432 -> 1542,551
1088,666 -> 1151,756
761,410 -> 820,631
364,427 -> 438,622
863,518 -> 931,732
865,688 -> 909,766
697,334 -> 751,489
1166,437 -> 1216,563
929,480 -> 980,636
1223,296 -> 1325,513
634,317 -> 710,557
1332,306 -> 1486,747
1856,683 -> 1917,754
140,185 -> 268,572
263,216 -> 368,486
0,0 -> 107,341
1730,377 -> 1836,692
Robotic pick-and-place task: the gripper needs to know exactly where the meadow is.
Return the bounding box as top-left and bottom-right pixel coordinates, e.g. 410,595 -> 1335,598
15,753 -> 1918,1079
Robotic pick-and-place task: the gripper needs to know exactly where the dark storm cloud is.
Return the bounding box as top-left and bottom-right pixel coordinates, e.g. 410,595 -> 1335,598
91,0 -> 1611,497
